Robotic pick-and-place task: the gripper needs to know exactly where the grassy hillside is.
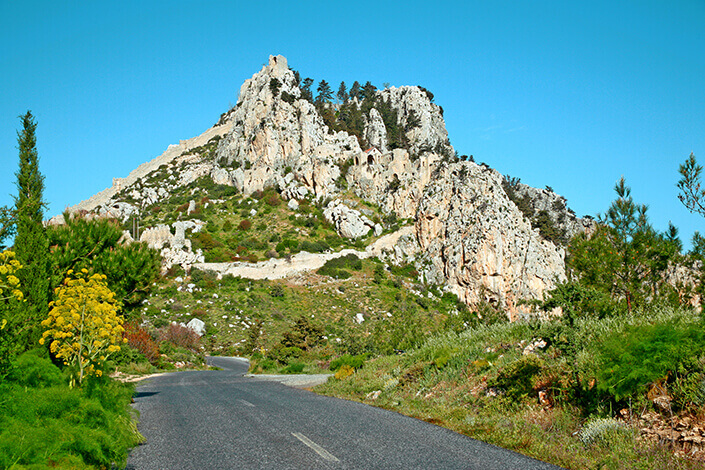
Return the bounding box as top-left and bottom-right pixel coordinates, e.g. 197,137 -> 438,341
316,306 -> 705,469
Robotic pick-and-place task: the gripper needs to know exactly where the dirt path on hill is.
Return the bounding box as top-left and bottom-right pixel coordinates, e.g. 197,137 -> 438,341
191,226 -> 415,280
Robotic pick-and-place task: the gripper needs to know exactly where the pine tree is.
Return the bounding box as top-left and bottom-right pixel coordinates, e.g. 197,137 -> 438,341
316,80 -> 332,104
361,81 -> 377,102
337,81 -> 348,104
13,111 -> 50,348
300,78 -> 314,102
349,81 -> 361,101
568,177 -> 680,313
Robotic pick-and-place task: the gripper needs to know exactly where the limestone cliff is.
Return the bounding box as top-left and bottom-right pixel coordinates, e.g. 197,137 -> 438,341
415,162 -> 567,316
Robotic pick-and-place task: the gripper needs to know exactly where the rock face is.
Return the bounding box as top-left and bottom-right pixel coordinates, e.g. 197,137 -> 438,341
415,161 -> 567,316
55,54 -> 593,315
216,55 -> 360,198
509,182 -> 594,242
140,221 -> 205,271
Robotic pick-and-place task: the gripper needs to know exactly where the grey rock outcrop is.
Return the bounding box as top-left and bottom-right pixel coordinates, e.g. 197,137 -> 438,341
348,148 -> 440,219
365,108 -> 388,152
415,161 -> 567,316
185,318 -> 206,336
216,55 -> 360,198
377,85 -> 451,159
140,221 -> 205,271
323,200 -> 375,239
509,182 -> 594,241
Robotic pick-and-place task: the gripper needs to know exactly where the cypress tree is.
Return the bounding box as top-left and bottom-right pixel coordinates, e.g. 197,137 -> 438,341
13,111 -> 50,348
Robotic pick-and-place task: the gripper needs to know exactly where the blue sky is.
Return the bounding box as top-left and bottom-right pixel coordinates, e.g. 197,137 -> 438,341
1,1 -> 704,247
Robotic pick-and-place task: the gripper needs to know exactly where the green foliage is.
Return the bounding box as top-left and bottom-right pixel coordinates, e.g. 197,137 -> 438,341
270,346 -> 302,365
0,205 -> 15,250
579,417 -> 630,448
317,253 -> 362,278
280,316 -> 324,351
6,350 -> 64,388
299,240 -> 329,253
491,355 -> 543,400
281,91 -> 296,104
677,152 -> 705,217
300,77 -> 314,102
283,362 -> 305,374
388,262 -> 418,279
373,305 -> 427,354
568,184 -> 681,313
501,175 -> 568,246
0,352 -> 142,468
13,110 -> 50,350
48,213 -> 161,308
0,250 -> 25,374
329,353 -> 366,371
336,81 -> 348,103
595,317 -> 705,400
529,280 -> 619,326
315,79 -> 332,104
269,77 -> 281,96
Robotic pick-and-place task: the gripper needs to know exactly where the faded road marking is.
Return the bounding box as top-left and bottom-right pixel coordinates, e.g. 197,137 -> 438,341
237,399 -> 255,407
292,432 -> 340,462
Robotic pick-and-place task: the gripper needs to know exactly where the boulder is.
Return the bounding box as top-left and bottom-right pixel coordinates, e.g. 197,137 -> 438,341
323,200 -> 374,239
185,318 -> 206,336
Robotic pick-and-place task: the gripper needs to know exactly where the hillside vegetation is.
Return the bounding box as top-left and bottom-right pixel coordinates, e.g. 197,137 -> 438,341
3,60 -> 705,469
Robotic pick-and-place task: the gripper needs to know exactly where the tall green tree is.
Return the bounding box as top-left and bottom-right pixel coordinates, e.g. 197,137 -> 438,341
316,80 -> 333,105
361,81 -> 377,102
0,206 -> 15,250
568,177 -> 680,313
677,153 -> 705,217
300,77 -> 314,102
336,81 -> 348,104
349,81 -> 361,101
13,111 -> 50,347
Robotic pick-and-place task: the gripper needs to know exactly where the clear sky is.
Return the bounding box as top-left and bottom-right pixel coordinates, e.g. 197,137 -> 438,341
1,1 -> 704,248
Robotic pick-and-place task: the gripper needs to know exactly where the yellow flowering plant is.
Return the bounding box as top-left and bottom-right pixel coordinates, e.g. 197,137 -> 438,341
0,250 -> 24,373
40,269 -> 126,386
0,250 -> 24,302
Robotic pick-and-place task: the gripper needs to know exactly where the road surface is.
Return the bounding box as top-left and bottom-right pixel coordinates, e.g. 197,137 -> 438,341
126,356 -> 561,469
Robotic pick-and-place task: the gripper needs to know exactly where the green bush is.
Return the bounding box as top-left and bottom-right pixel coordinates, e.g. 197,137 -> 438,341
389,263 -> 419,279
329,354 -> 366,371
6,350 -> 64,388
283,362 -> 305,374
299,240 -> 330,253
492,355 -> 543,400
317,254 -> 362,278
48,213 -> 161,307
275,238 -> 299,253
595,318 -> 705,400
271,346 -> 303,365
579,417 -> 630,448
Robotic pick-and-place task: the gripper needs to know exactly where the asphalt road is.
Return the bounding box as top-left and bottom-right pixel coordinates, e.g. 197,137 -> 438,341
126,356 -> 561,470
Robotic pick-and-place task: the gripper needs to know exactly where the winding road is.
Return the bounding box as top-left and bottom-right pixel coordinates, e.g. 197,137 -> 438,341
126,357 -> 561,469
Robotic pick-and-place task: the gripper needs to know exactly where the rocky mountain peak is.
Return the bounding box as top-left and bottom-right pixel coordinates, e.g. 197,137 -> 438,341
54,55 -> 593,315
